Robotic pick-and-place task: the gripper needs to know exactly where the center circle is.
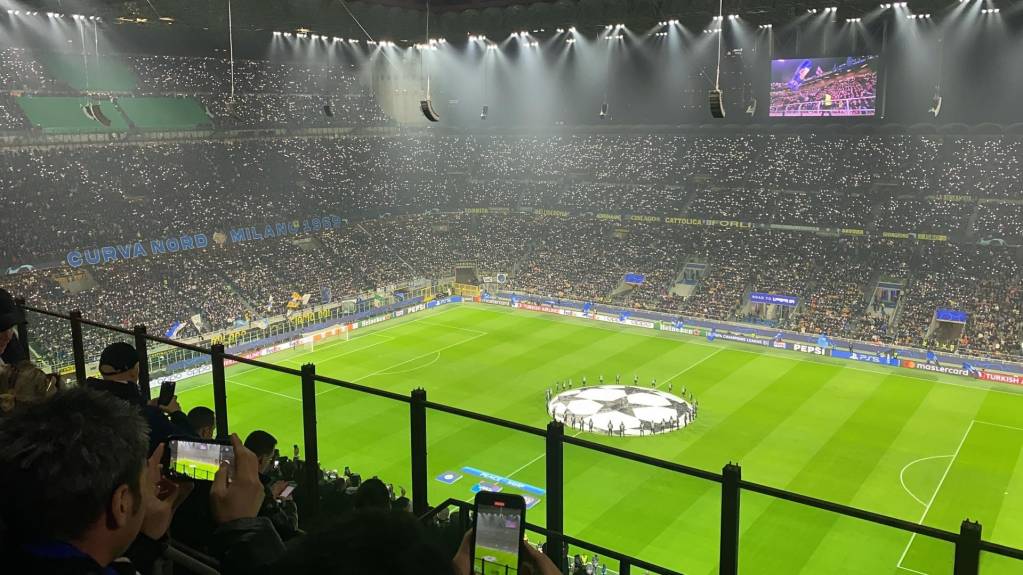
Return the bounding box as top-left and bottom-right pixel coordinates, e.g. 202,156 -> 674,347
547,385 -> 695,436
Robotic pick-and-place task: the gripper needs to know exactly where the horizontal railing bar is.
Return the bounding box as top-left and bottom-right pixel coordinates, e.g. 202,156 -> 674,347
522,520 -> 686,575
979,540 -> 1023,561
738,480 -> 959,543
316,373 -> 412,403
563,434 -> 724,483
423,400 -> 548,437
422,499 -> 685,575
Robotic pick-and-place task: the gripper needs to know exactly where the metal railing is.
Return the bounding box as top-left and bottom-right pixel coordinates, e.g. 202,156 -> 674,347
15,301 -> 1023,575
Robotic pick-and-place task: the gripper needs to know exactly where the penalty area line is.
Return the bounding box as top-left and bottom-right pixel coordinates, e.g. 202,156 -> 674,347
895,420 -> 975,574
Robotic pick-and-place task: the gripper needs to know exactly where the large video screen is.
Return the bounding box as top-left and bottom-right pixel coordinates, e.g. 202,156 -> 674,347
769,55 -> 879,117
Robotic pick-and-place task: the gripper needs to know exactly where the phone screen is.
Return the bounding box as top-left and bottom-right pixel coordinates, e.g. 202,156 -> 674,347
474,502 -> 523,575
168,439 -> 234,481
158,381 -> 176,406
279,484 -> 296,499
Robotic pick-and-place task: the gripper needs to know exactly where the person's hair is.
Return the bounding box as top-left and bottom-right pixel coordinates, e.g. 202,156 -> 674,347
353,477 -> 391,510
187,406 -> 216,431
0,387 -> 148,542
244,429 -> 277,459
270,509 -> 455,575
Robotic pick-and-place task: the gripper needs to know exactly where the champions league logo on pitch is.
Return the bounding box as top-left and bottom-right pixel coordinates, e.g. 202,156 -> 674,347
548,386 -> 695,437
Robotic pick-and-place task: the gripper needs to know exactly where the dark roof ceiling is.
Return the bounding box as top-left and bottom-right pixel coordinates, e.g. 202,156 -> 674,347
10,0 -> 1002,41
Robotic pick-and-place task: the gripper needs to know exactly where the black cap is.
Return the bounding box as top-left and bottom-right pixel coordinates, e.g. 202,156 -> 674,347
98,342 -> 139,375
0,288 -> 24,332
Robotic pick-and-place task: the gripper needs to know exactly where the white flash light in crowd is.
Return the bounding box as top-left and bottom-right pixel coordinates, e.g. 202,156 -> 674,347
556,28 -> 564,33
982,8 -> 1000,13
846,17 -> 862,22
729,14 -> 738,19
807,8 -> 817,14
714,15 -> 724,19
569,26 -> 576,32
566,38 -> 576,44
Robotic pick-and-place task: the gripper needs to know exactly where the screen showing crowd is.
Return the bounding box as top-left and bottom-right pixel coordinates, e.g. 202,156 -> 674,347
769,55 -> 879,118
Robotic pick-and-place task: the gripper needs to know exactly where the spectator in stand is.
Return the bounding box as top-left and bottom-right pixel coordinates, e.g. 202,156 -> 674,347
352,477 -> 392,511
0,287 -> 26,365
0,387 -> 285,574
188,405 -> 217,439
245,429 -> 300,541
85,341 -> 195,451
0,360 -> 61,415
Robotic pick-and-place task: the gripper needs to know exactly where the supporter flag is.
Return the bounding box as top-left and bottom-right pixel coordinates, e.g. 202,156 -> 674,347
165,321 -> 185,339
256,318 -> 270,330
321,286 -> 332,305
300,293 -> 311,306
190,314 -> 204,333
266,295 -> 274,312
963,362 -> 975,374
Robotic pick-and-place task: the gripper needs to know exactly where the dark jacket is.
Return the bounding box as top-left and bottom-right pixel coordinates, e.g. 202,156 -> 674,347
84,377 -> 195,452
5,517 -> 285,575
258,473 -> 300,541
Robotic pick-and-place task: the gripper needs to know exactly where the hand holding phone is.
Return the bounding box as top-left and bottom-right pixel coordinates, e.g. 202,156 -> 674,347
471,492 -> 526,575
163,437 -> 235,482
157,381 -> 176,407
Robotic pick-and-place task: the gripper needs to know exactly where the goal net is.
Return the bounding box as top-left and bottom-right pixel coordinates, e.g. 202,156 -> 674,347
299,324 -> 349,354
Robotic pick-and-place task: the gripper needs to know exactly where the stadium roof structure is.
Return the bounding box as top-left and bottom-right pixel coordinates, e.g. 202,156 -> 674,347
10,0 -> 1010,42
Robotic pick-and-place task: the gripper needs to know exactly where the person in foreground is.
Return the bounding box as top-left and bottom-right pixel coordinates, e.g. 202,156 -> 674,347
0,387 -> 285,574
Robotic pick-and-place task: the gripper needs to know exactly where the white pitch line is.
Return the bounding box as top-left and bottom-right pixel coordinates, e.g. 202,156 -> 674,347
504,430 -> 584,480
896,420 -> 976,573
315,332 -> 487,397
659,348 -> 725,389
227,378 -> 302,402
417,321 -> 489,336
898,455 -> 953,507
974,420 -> 1023,433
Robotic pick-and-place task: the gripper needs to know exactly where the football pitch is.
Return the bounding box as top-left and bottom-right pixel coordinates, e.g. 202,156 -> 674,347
177,304 -> 1023,574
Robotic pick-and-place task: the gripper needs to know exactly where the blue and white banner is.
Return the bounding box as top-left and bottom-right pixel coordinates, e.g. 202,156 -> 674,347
624,273 -> 646,285
936,308 -> 969,323
831,349 -> 899,366
165,321 -> 185,339
750,292 -> 800,307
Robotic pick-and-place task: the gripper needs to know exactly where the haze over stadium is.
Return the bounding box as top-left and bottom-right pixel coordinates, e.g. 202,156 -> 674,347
0,0 -> 1022,574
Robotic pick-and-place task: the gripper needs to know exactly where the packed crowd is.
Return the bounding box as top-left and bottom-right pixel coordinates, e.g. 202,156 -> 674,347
0,47 -> 389,128
5,212 -> 1020,368
4,134 -> 1023,268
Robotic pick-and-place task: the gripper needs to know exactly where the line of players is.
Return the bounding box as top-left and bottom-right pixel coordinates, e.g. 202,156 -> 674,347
544,374 -> 700,436
544,373 -> 697,402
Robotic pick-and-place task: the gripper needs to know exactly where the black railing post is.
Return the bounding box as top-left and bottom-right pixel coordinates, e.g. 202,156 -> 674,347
70,310 -> 87,384
719,463 -> 742,575
301,363 -> 320,518
211,343 -> 229,439
410,388 -> 429,516
620,560 -> 631,575
953,520 -> 982,575
133,325 -> 151,401
545,421 -> 566,572
14,297 -> 29,357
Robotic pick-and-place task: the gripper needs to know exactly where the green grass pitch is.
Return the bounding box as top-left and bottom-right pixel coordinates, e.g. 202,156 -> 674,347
170,457 -> 221,481
475,546 -> 520,575
176,303 -> 1023,574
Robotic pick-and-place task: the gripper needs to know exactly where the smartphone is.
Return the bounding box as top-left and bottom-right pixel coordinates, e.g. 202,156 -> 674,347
157,381 -> 176,406
163,438 -> 235,481
471,492 -> 526,575
279,482 -> 297,499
